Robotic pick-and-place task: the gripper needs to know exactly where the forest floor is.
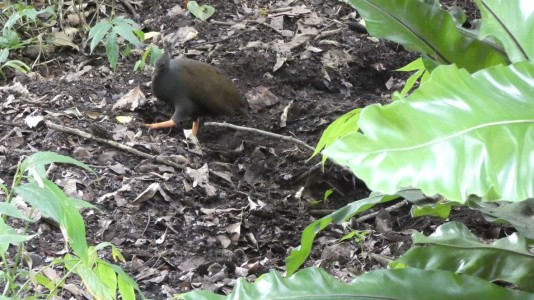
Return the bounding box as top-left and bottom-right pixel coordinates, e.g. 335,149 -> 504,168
0,0 -> 497,298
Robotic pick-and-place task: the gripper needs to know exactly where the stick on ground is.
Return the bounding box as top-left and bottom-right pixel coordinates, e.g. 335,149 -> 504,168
204,121 -> 315,152
45,120 -> 186,170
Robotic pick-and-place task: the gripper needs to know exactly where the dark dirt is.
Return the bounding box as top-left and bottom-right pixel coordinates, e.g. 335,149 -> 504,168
0,0 -> 503,298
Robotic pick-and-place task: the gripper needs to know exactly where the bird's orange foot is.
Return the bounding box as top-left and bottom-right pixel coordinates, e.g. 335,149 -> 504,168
145,120 -> 177,129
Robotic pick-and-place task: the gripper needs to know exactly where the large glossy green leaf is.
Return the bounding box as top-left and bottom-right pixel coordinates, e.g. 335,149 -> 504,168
345,0 -> 508,72
324,62 -> 534,203
469,197 -> 534,239
182,267 -> 534,300
393,222 -> 534,292
476,0 -> 534,62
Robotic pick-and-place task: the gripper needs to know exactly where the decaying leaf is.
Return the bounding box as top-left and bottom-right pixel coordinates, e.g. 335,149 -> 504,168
112,86 -> 146,111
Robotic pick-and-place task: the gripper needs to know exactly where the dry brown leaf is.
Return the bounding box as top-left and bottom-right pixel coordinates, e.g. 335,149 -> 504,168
245,86 -> 279,112
112,86 -> 146,111
51,31 -> 79,51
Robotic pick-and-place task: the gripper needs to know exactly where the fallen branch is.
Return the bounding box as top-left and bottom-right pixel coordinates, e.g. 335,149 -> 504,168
204,121 -> 315,152
44,120 -> 186,170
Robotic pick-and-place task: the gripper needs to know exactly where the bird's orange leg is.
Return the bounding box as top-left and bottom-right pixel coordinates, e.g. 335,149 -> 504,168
191,119 -> 200,136
145,120 -> 177,129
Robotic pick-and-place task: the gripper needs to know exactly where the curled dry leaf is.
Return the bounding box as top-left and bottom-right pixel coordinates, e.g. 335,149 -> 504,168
280,101 -> 292,127
51,31 -> 79,51
133,182 -> 160,203
112,86 -> 146,111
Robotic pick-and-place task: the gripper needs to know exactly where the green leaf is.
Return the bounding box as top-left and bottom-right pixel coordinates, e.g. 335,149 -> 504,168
396,58 -> 428,97
0,202 -> 33,221
3,60 -> 31,73
133,60 -> 143,71
183,267 -> 534,300
345,0 -> 508,72
0,219 -> 16,252
21,151 -> 93,174
310,108 -> 361,163
64,255 -> 115,300
286,192 -> 399,275
117,273 -> 136,300
88,20 -> 112,53
411,202 -> 452,219
447,6 -> 467,26
112,18 -> 142,47
475,0 -> 534,62
394,222 -> 534,292
105,34 -> 119,70
187,1 -> 216,21
4,12 -> 22,30
469,197 -> 534,239
95,263 -> 118,297
15,182 -> 62,221
100,259 -> 144,298
0,233 -> 35,245
0,29 -> 22,50
15,180 -> 89,261
148,46 -> 163,65
324,62 -> 534,203
0,49 -> 9,63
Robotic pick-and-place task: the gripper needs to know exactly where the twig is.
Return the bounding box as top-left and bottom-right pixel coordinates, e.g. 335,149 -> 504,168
204,121 -> 315,152
210,20 -> 235,26
308,200 -> 409,220
355,200 -> 409,223
44,120 -> 186,170
314,28 -> 343,41
0,127 -> 17,143
369,253 -> 393,267
119,0 -> 138,18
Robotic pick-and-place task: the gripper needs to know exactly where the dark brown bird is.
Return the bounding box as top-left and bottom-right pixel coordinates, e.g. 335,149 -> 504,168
146,52 -> 249,136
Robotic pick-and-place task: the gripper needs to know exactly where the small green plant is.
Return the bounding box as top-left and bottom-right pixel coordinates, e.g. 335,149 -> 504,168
0,152 -> 143,299
395,57 -> 430,96
309,108 -> 361,166
0,48 -> 30,79
340,228 -> 369,243
88,17 -> 143,70
134,44 -> 163,71
0,3 -> 55,50
186,1 -> 216,21
0,2 -> 56,77
310,188 -> 334,206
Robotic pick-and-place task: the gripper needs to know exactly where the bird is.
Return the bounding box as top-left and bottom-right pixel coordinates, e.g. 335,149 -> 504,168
146,51 -> 249,136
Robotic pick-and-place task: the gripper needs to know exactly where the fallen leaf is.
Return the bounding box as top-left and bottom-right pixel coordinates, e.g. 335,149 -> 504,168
245,86 -> 279,112
186,164 -> 216,197
25,115 -> 44,128
112,86 -> 146,111
116,115 -> 133,123
51,31 -> 79,51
